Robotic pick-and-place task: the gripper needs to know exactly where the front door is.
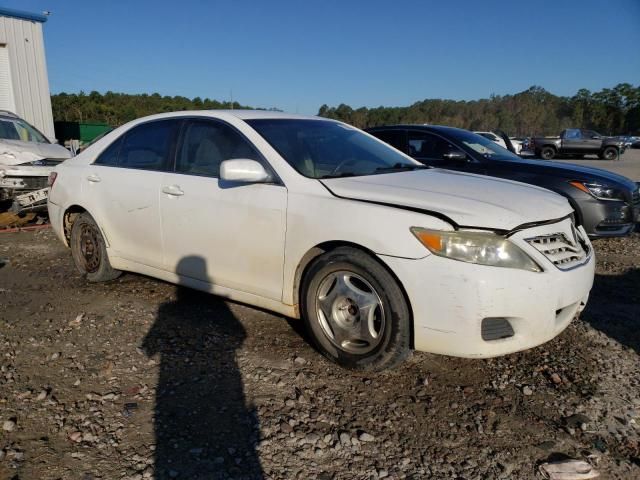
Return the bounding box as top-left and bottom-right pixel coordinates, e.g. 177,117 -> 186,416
407,130 -> 486,174
580,130 -> 602,154
159,118 -> 287,301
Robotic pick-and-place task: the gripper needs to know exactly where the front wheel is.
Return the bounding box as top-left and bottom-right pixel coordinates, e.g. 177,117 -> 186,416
600,146 -> 618,160
70,213 -> 121,282
301,247 -> 411,371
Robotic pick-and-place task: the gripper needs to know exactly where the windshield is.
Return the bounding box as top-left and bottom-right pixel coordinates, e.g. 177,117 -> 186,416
246,119 -> 423,178
452,130 -> 522,162
0,117 -> 49,143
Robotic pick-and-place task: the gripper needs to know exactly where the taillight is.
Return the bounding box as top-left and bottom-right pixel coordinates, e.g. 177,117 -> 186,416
48,172 -> 58,188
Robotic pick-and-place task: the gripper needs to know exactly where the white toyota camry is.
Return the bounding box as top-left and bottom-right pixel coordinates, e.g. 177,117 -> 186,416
48,111 -> 595,371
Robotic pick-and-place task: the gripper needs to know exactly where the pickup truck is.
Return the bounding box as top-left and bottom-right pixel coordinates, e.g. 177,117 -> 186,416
531,129 -> 626,160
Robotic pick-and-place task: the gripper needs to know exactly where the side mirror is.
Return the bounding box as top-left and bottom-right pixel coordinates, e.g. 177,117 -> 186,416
442,150 -> 467,161
220,159 -> 272,183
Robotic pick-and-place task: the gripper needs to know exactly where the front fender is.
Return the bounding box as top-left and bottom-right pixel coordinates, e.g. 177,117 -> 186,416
281,193 -> 450,305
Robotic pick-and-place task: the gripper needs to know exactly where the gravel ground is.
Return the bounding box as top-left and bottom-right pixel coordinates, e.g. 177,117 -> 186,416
0,228 -> 638,480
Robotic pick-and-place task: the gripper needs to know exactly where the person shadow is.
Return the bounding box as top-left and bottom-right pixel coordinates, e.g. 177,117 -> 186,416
142,256 -> 264,479
581,268 -> 640,355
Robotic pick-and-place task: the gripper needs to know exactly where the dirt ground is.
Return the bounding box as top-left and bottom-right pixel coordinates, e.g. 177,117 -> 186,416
0,228 -> 638,480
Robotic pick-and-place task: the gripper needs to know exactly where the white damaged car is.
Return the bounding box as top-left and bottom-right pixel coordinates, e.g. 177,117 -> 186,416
48,111 -> 595,371
0,111 -> 71,210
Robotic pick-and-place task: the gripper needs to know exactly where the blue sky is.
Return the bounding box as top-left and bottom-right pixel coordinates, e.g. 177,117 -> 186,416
4,0 -> 640,114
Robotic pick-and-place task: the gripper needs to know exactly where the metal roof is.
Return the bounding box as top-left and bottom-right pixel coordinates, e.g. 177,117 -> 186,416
0,6 -> 48,23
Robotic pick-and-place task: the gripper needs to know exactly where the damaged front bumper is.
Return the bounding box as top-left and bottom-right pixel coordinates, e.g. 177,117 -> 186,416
0,165 -> 53,213
379,218 -> 595,358
0,165 -> 53,202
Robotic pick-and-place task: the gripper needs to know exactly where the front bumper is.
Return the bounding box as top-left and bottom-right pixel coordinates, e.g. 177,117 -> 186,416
578,196 -> 638,237
380,220 -> 595,358
0,165 -> 53,200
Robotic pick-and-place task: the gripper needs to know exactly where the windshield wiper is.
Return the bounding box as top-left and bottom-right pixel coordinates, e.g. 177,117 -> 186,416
375,163 -> 428,173
320,172 -> 358,179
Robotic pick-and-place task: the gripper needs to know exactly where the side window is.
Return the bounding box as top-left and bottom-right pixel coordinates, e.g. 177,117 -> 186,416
94,135 -> 124,166
564,129 -> 580,139
370,130 -> 407,153
176,120 -> 260,177
119,120 -> 177,171
408,131 -> 458,160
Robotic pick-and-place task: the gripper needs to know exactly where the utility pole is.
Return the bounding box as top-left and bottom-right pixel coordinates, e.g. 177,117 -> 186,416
230,89 -> 233,110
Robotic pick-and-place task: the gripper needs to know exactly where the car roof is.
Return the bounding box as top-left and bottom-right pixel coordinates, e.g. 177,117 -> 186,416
125,109 -> 323,123
225,110 -> 320,121
366,124 -> 471,136
0,110 -> 20,120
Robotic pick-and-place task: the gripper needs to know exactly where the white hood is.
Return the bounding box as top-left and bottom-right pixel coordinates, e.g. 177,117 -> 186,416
321,169 -> 573,231
0,139 -> 71,166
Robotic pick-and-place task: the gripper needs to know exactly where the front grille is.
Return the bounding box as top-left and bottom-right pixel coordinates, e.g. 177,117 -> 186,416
19,176 -> 49,190
632,187 -> 639,206
481,318 -> 514,341
526,228 -> 589,271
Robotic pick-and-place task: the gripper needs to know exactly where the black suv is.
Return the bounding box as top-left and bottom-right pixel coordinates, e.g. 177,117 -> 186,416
367,125 -> 639,238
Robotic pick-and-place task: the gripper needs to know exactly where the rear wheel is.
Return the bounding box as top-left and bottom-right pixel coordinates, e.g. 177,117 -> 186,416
301,247 -> 411,371
70,213 -> 121,282
600,146 -> 618,160
540,146 -> 556,160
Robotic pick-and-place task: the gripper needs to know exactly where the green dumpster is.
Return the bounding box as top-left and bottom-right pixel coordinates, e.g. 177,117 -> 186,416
54,122 -> 112,144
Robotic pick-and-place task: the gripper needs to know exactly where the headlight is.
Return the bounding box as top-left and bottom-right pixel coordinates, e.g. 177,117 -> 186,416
410,227 -> 542,272
569,181 -> 626,201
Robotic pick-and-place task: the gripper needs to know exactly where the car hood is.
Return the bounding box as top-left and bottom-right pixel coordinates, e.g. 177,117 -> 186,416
0,139 -> 71,166
509,158 -> 637,190
320,169 -> 573,231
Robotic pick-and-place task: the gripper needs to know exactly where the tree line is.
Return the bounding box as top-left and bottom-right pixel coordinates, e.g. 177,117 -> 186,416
318,84 -> 640,136
51,91 -> 255,126
51,84 -> 640,136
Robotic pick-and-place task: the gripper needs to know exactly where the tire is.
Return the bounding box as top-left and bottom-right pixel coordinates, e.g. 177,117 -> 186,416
600,146 -> 618,161
301,247 -> 411,372
540,146 -> 556,160
70,212 -> 121,282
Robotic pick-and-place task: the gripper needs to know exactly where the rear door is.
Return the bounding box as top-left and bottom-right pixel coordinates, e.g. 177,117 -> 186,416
82,119 -> 179,268
159,118 -> 287,301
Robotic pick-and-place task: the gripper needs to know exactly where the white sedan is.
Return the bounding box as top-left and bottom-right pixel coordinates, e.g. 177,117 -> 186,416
48,111 -> 594,371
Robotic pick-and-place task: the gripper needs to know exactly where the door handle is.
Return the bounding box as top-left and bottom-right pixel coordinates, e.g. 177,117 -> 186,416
162,185 -> 184,196
86,174 -> 101,183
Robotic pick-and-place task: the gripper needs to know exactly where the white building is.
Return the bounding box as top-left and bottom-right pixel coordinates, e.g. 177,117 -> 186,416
0,7 -> 55,139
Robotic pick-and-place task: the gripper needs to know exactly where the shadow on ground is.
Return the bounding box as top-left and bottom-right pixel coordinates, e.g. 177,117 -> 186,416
581,268 -> 640,355
142,256 -> 263,480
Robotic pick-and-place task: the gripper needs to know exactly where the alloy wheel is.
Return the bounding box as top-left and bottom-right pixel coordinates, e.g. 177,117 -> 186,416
315,271 -> 385,354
